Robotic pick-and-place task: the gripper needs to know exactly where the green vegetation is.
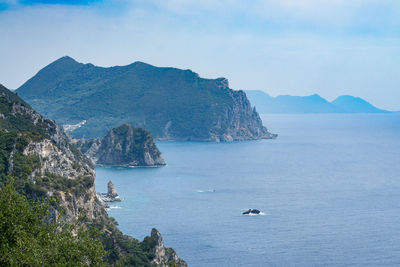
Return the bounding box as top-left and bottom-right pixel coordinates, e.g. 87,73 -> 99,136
16,56 -> 257,140
95,124 -> 162,166
0,130 -> 93,199
36,172 -> 94,197
89,214 -> 159,266
0,85 -> 184,266
0,131 -> 44,195
0,178 -> 106,266
0,85 -> 55,138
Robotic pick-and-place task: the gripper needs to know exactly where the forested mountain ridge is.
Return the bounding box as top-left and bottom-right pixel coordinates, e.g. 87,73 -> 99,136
17,56 -> 275,141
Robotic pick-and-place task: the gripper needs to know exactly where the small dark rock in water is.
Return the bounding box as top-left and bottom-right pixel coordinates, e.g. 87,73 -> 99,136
243,209 -> 261,215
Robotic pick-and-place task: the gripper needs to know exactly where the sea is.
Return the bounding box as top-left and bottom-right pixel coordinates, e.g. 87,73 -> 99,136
96,114 -> 400,266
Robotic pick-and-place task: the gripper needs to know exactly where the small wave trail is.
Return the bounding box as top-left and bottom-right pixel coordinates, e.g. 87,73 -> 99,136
107,205 -> 122,210
244,212 -> 266,216
197,189 -> 216,193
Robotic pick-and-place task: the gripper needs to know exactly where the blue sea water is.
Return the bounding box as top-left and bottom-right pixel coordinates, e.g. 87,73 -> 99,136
96,114 -> 400,266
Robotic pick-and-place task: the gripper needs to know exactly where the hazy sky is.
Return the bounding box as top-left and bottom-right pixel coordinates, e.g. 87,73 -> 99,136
0,0 -> 399,110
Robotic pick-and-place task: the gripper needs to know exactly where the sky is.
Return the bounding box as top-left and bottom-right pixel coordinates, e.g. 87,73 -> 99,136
0,0 -> 399,110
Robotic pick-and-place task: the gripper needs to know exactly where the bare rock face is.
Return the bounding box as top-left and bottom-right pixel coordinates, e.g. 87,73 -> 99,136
97,180 -> 121,202
22,138 -> 97,223
150,228 -> 188,267
209,86 -> 277,142
107,181 -> 118,198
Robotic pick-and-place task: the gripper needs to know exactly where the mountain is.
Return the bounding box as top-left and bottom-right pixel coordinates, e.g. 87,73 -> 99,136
0,84 -> 186,266
74,123 -> 166,166
245,90 -> 390,114
17,56 -> 275,141
330,95 -> 388,113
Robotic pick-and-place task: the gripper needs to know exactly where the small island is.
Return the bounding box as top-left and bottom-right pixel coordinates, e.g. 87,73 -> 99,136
74,124 -> 166,167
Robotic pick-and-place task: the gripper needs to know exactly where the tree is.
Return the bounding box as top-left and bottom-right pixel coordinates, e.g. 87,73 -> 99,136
0,178 -> 107,266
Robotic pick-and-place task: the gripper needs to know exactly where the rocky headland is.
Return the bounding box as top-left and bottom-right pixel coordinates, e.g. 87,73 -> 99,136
74,123 -> 166,167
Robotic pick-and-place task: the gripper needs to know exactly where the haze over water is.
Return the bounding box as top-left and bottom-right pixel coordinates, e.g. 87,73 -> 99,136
96,114 -> 400,266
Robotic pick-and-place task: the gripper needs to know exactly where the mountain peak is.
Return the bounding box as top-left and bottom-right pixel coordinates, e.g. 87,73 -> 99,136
53,55 -> 79,64
309,93 -> 323,98
44,56 -> 82,71
333,95 -> 361,102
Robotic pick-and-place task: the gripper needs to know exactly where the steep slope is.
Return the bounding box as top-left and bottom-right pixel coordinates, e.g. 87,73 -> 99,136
17,56 -> 275,141
0,84 -> 186,266
245,90 -> 389,114
75,124 -> 166,166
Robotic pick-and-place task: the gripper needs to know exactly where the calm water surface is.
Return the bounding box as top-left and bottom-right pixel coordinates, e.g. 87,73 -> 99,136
96,114 -> 400,266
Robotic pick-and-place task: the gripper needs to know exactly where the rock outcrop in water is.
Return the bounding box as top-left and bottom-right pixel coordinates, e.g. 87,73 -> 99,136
243,209 -> 261,215
0,84 -> 185,266
98,181 -> 121,202
74,123 -> 166,166
107,180 -> 118,198
16,56 -> 276,141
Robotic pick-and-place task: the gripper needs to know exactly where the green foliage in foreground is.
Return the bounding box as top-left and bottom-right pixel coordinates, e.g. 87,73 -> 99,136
90,215 -> 156,266
0,178 -> 107,266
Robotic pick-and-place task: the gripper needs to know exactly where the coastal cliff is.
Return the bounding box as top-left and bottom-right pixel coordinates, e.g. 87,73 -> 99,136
0,84 -> 185,266
17,56 -> 276,141
74,124 -> 166,166
148,228 -> 188,267
210,86 -> 276,141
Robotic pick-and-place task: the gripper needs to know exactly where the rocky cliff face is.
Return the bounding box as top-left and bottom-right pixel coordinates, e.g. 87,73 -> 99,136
107,180 -> 118,198
149,229 -> 188,267
0,84 -> 185,266
1,84 -> 96,223
208,82 -> 277,141
75,124 -> 166,166
22,139 -> 100,224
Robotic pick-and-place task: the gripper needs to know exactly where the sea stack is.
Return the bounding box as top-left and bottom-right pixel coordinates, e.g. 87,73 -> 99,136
107,181 -> 119,199
100,181 -> 121,202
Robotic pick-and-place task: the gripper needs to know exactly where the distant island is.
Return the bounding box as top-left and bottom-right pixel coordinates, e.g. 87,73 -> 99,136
16,56 -> 275,142
245,90 -> 390,114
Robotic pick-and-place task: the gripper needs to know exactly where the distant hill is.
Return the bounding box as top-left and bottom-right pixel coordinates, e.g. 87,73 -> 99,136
17,56 -> 275,141
245,90 -> 390,114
